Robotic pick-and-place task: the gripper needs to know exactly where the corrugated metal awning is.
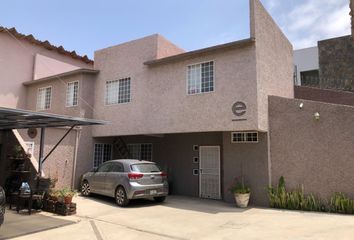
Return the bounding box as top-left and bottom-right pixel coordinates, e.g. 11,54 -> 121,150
0,107 -> 107,129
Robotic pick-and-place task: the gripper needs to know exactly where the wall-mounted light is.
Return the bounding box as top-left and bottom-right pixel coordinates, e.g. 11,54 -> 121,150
314,112 -> 320,120
299,102 -> 304,109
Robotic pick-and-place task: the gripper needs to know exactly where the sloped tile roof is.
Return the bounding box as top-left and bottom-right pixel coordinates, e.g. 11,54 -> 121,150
0,26 -> 93,64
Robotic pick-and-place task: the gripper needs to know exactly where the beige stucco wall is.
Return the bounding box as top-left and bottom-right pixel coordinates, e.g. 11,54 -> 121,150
0,32 -> 92,109
92,34 -> 259,137
269,96 -> 354,200
251,0 -> 294,131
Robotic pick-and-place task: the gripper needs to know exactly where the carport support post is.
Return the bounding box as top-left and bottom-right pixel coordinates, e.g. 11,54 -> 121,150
38,127 -> 45,176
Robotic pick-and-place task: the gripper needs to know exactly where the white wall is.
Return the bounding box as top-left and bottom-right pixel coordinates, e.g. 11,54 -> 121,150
293,47 -> 319,86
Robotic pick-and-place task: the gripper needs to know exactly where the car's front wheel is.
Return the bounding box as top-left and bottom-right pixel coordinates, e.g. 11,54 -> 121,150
154,196 -> 166,203
115,187 -> 129,207
81,181 -> 91,196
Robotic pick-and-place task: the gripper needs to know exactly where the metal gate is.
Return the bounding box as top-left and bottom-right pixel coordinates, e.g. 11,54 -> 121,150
199,146 -> 221,199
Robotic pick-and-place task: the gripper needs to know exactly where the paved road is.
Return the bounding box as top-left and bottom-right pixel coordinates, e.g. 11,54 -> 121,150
12,195 -> 354,240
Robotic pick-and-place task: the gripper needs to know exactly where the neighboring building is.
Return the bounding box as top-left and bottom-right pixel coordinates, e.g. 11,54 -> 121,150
293,47 -> 319,86
294,36 -> 354,91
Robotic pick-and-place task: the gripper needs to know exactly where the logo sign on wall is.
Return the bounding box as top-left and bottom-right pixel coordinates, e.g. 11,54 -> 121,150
232,101 -> 247,121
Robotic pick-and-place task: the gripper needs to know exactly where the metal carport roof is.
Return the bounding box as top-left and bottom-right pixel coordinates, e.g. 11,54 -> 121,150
0,107 -> 108,175
0,107 -> 106,130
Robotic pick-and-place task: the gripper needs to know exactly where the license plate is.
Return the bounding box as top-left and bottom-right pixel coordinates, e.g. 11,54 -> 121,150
150,190 -> 157,195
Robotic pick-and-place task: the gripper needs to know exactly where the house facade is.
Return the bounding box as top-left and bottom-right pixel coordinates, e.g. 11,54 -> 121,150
0,0 -> 295,205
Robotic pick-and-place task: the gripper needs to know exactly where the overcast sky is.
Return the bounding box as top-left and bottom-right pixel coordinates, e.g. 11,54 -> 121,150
0,0 -> 351,58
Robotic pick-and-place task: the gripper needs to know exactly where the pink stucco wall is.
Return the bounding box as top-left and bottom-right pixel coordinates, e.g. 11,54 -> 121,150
0,32 -> 92,109
33,54 -> 80,80
92,34 -> 259,137
251,0 -> 294,131
92,0 -> 293,137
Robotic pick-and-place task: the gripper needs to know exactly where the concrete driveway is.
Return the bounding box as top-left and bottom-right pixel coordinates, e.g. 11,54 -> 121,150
11,195 -> 354,240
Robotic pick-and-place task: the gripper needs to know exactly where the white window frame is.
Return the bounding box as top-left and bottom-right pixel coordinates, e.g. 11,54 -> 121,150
186,60 -> 215,95
93,143 -> 113,168
231,132 -> 259,143
105,77 -> 131,105
24,141 -> 35,155
127,143 -> 153,161
66,80 -> 79,107
37,86 -> 52,110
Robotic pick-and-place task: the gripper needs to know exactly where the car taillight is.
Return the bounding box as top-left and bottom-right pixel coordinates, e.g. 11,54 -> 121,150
128,173 -> 144,180
160,172 -> 167,177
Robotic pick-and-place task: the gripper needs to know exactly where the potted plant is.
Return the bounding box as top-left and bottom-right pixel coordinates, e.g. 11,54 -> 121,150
13,145 -> 23,158
59,187 -> 77,204
230,178 -> 251,208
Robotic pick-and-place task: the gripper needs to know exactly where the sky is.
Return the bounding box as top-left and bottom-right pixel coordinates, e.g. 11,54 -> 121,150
0,0 -> 351,59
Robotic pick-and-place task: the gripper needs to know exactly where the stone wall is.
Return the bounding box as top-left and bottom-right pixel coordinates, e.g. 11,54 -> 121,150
318,36 -> 354,91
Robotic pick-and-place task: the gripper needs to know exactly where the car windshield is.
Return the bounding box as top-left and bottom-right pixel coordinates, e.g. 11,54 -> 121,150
131,163 -> 161,173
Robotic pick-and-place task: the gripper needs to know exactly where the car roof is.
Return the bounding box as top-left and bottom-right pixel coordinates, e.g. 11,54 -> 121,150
106,159 -> 154,165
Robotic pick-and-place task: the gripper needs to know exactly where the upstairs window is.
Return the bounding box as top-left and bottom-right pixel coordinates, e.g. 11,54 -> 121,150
37,86 -> 52,110
105,78 -> 131,105
187,61 -> 214,95
66,81 -> 79,107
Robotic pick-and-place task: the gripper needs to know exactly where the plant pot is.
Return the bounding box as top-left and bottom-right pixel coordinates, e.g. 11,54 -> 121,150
64,196 -> 73,204
234,193 -> 250,208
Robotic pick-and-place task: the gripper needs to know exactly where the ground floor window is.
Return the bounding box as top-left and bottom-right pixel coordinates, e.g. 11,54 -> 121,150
127,143 -> 153,161
231,132 -> 258,143
94,143 -> 112,168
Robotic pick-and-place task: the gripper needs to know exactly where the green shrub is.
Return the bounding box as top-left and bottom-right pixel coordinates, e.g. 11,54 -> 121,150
330,192 -> 354,214
267,177 -> 325,212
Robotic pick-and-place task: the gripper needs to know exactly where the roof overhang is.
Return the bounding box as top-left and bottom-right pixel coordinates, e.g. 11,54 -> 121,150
0,107 -> 107,130
23,68 -> 99,86
144,38 -> 255,66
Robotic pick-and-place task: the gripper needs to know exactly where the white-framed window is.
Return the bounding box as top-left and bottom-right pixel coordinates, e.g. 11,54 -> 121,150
187,61 -> 214,95
37,86 -> 52,110
105,78 -> 131,105
231,132 -> 258,143
24,141 -> 34,155
127,143 -> 153,161
66,81 -> 79,107
93,143 -> 112,168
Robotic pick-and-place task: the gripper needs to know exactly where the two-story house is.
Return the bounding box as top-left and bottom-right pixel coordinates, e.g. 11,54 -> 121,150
0,0 -> 294,205
88,0 -> 293,205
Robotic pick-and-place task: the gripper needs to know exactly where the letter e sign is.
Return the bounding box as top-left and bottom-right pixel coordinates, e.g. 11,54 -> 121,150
232,101 -> 247,117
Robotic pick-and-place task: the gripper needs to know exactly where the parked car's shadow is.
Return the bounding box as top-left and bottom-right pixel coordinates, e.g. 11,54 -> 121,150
84,193 -> 160,208
82,194 -> 250,214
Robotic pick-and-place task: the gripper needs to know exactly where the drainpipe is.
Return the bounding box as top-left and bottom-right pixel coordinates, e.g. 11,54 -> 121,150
71,128 -> 81,189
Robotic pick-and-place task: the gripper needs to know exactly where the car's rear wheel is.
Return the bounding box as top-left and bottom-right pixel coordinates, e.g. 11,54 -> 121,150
81,181 -> 91,196
154,196 -> 166,203
115,187 -> 129,207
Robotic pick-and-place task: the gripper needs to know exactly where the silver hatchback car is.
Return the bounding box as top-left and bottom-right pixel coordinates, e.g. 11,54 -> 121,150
81,159 -> 169,206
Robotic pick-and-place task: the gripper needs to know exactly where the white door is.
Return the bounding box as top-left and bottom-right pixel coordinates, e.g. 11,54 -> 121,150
199,146 -> 221,199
